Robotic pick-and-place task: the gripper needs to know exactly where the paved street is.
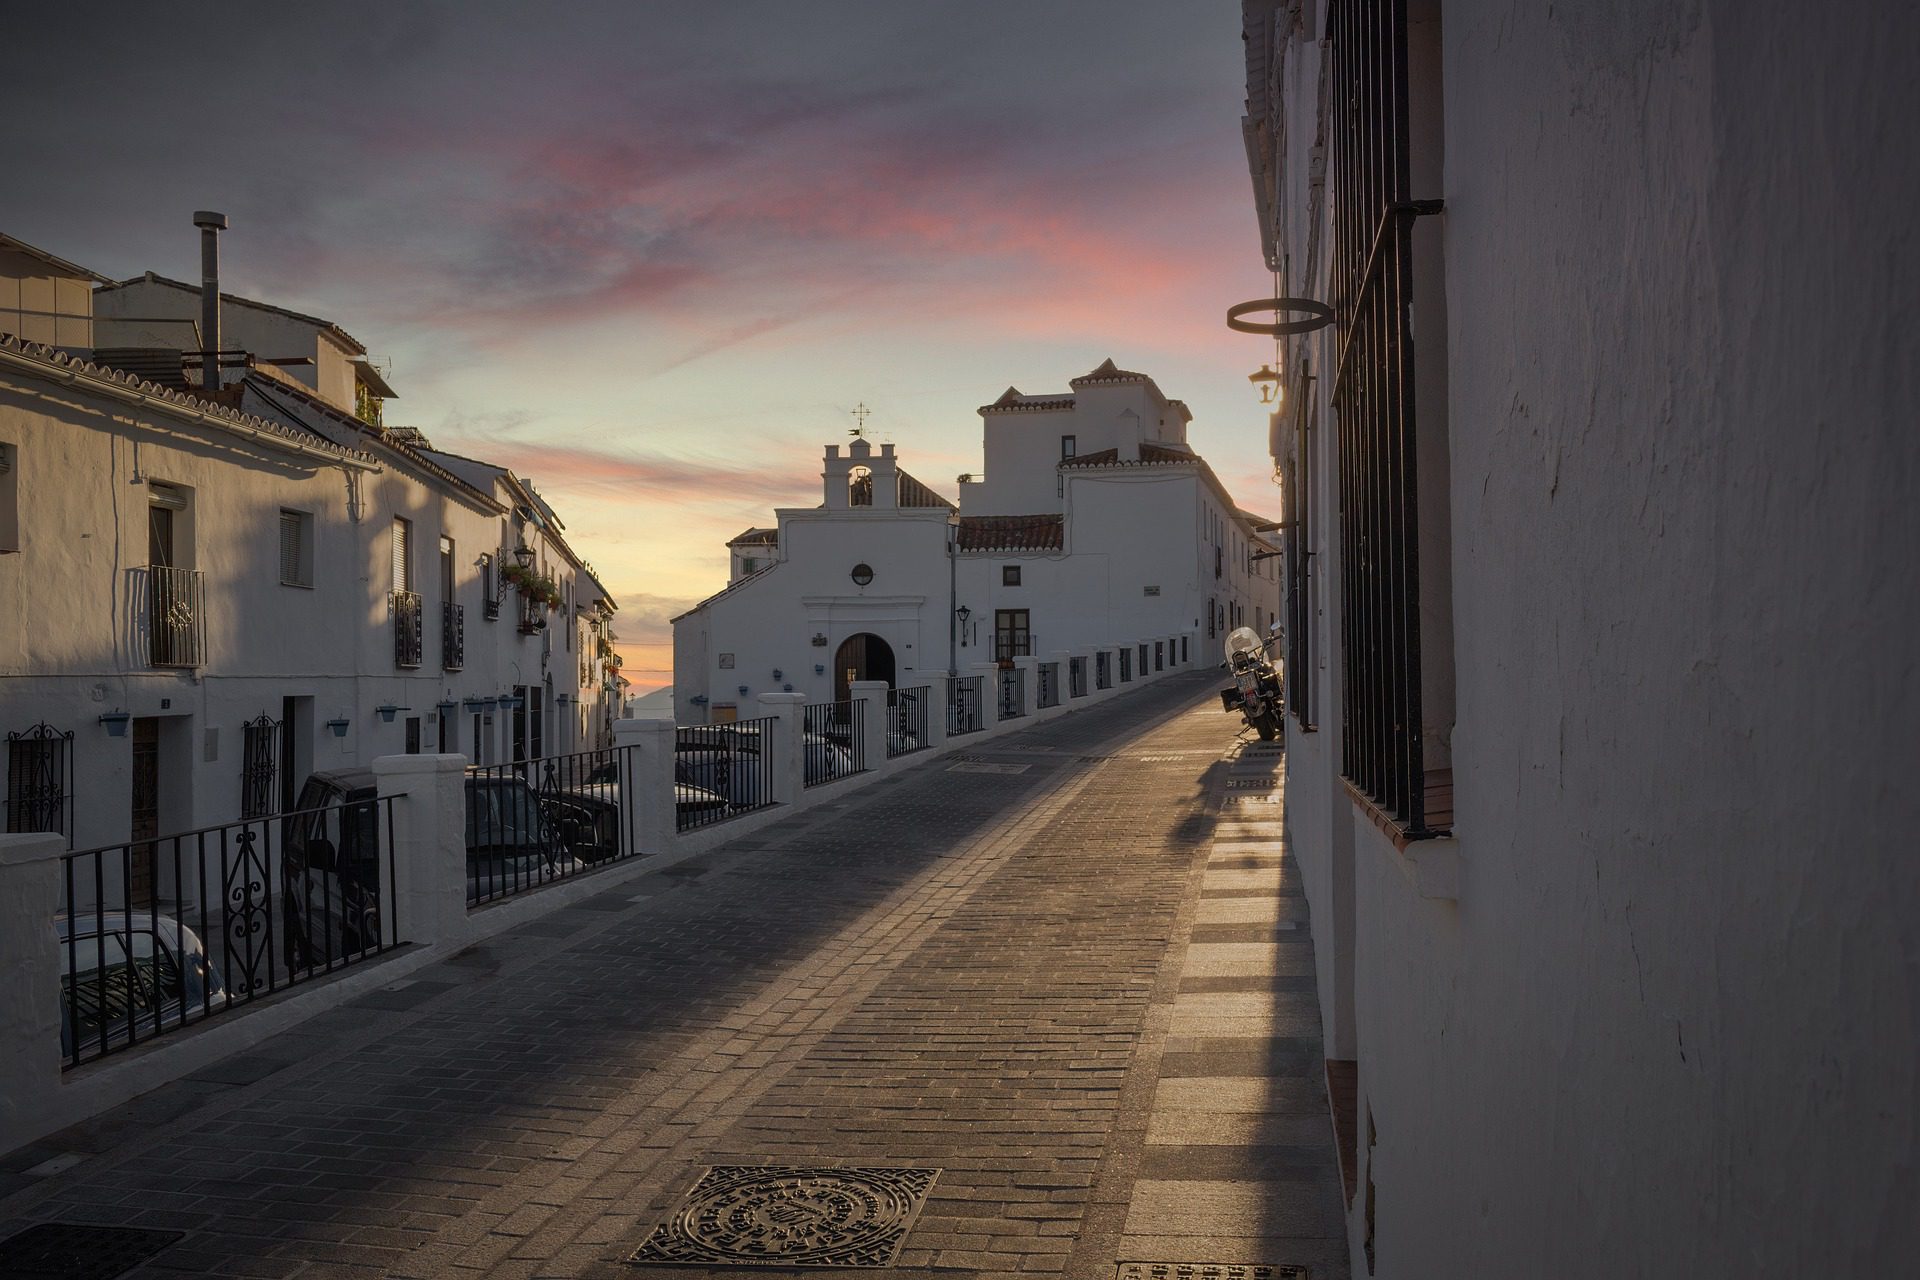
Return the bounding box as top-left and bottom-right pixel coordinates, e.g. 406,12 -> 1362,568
0,674 -> 1345,1280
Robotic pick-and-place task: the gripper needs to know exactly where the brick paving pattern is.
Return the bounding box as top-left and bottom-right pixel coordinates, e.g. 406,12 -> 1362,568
0,673 -> 1346,1279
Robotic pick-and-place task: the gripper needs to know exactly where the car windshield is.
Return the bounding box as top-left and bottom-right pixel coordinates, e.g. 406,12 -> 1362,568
466,782 -> 546,850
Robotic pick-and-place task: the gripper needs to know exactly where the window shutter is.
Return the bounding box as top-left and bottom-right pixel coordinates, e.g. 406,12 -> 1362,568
391,517 -> 411,592
279,511 -> 302,584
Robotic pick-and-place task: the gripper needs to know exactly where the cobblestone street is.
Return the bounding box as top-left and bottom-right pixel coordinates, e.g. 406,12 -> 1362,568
0,673 -> 1345,1280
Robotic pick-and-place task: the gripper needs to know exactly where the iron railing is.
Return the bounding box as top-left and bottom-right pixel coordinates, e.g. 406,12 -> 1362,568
393,590 -> 423,668
1155,641 -> 1165,672
1036,663 -> 1059,709
59,797 -> 400,1068
1138,643 -> 1150,676
802,699 -> 866,787
1329,0 -> 1441,834
1118,648 -> 1133,683
442,601 -> 465,670
1068,658 -> 1088,698
5,721 -> 73,842
948,676 -> 984,736
464,746 -> 638,906
888,685 -> 930,757
148,565 -> 203,668
675,716 -> 778,831
239,714 -> 279,819
997,668 -> 1025,720
1095,652 -> 1112,690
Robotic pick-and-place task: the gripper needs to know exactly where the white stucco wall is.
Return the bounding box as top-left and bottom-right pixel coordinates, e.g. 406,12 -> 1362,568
1262,2 -> 1920,1275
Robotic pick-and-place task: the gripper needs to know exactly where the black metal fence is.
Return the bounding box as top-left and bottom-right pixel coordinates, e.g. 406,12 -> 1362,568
997,667 -> 1026,719
1095,652 -> 1112,690
148,565 -> 203,668
1068,657 -> 1088,698
1037,663 -> 1059,709
465,745 -> 638,906
948,677 -> 984,736
803,700 -> 866,788
675,716 -> 779,831
1118,647 -> 1133,682
59,797 -> 401,1069
888,686 -> 931,757
393,590 -> 423,668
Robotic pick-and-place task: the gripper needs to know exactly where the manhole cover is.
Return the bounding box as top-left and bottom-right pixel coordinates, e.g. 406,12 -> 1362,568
1225,779 -> 1274,789
631,1165 -> 940,1268
0,1223 -> 185,1280
1116,1265 -> 1308,1280
947,762 -> 1030,775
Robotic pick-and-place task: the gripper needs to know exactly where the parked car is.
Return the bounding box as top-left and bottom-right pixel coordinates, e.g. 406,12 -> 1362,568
58,911 -> 225,1059
675,724 -> 856,799
568,757 -> 733,836
283,768 -> 580,955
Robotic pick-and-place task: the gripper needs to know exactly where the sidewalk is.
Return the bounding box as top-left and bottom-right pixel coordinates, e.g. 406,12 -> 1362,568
0,674 -> 1345,1280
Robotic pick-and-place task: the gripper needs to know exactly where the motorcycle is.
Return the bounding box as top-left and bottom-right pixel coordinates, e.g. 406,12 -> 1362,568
1219,625 -> 1284,741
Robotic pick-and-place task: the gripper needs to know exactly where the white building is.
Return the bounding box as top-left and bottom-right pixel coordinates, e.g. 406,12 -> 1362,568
1243,2 -> 1918,1276
0,228 -> 621,888
672,360 -> 1280,722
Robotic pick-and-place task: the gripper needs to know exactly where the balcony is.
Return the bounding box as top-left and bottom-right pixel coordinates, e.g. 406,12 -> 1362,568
147,565 -> 204,668
393,590 -> 423,668
442,601 -> 465,670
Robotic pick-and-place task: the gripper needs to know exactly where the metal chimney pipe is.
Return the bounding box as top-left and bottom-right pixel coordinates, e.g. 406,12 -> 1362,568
192,211 -> 228,391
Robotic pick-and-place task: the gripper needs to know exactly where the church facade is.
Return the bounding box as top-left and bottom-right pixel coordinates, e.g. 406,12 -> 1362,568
671,361 -> 1280,723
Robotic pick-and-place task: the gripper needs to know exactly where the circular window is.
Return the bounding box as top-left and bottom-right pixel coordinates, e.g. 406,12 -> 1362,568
851,563 -> 874,586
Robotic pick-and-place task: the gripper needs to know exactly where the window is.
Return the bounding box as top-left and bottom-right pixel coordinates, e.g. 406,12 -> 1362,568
993,609 -> 1030,660
1328,0 -> 1452,835
240,714 -> 278,819
1060,435 -> 1076,459
391,517 -> 412,594
277,510 -> 313,587
741,556 -> 758,574
1002,565 -> 1021,587
480,553 -> 498,620
6,723 -> 71,837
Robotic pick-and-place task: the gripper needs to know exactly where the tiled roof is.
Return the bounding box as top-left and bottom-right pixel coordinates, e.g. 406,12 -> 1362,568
1056,443 -> 1193,469
1068,357 -> 1150,386
956,514 -> 1064,552
1139,441 -> 1194,463
896,469 -> 956,510
0,332 -> 378,466
1058,447 -> 1119,469
728,527 -> 778,546
980,385 -> 1076,414
0,231 -> 111,283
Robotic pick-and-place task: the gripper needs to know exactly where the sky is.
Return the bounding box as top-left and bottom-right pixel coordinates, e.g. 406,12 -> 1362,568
1,1 -> 1277,692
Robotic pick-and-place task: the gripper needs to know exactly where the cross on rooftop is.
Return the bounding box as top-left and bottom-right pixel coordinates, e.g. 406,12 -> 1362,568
850,402 -> 870,437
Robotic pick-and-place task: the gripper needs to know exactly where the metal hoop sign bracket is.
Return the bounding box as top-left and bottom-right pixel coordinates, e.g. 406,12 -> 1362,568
1226,296 -> 1334,336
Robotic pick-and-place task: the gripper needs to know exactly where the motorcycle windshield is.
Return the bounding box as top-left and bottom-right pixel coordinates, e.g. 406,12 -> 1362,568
1224,626 -> 1263,664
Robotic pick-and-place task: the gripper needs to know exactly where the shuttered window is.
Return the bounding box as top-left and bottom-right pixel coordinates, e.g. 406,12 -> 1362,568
278,510 -> 310,587
391,517 -> 412,593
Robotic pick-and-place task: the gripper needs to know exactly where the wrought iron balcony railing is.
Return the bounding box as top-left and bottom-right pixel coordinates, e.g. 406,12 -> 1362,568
442,601 -> 465,670
148,566 -> 204,668
393,590 -> 423,668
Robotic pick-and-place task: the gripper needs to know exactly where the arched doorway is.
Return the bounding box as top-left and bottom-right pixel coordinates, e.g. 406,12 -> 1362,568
833,632 -> 896,701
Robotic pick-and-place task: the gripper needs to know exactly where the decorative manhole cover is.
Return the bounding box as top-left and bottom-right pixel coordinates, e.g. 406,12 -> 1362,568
631,1165 -> 940,1268
0,1223 -> 185,1280
1225,779 -> 1275,789
1116,1265 -> 1308,1280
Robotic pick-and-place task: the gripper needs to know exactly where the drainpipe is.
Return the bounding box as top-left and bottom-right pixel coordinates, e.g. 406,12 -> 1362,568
192,211 -> 227,391
947,515 -> 958,677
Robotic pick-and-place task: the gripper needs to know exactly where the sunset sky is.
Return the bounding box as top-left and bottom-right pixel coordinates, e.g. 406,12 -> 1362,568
2,1 -> 1277,692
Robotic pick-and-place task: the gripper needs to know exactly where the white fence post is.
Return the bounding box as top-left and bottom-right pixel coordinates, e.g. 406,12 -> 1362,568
921,680 -> 948,750
0,833 -> 64,1149
848,681 -> 890,771
372,754 -> 470,948
756,692 -> 807,804
612,717 -> 676,852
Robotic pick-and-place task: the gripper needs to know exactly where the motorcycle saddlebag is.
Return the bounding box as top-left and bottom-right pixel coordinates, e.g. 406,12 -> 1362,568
1218,687 -> 1244,711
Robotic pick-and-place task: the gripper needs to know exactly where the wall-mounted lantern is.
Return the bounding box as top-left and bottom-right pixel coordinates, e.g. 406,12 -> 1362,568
554,693 -> 571,706
326,717 -> 350,738
772,668 -> 783,681
737,685 -> 750,697
513,544 -> 535,570
98,710 -> 131,737
783,683 -> 794,692
375,704 -> 409,723
814,663 -> 826,675
956,604 -> 971,646
1248,363 -> 1282,405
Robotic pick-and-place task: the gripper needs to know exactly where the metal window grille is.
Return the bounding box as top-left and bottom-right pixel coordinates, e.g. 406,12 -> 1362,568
6,723 -> 73,840
239,714 -> 279,819
1283,362 -> 1318,730
393,590 -> 424,668
442,601 -> 465,670
147,566 -> 204,667
1329,0 -> 1441,833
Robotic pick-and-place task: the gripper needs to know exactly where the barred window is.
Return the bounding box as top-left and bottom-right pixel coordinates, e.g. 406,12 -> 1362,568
1328,0 -> 1453,837
279,509 -> 312,586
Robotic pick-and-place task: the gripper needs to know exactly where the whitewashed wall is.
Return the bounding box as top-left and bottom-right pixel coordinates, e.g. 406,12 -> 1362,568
1263,2 -> 1920,1275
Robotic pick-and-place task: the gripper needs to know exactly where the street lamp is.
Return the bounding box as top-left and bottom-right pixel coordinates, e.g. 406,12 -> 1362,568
1248,364 -> 1282,406
956,604 -> 971,647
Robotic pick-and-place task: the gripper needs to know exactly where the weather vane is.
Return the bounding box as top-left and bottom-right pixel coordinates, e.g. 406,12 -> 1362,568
850,402 -> 871,438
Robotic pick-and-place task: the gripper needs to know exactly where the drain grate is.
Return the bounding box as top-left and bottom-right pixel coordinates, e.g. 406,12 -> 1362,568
0,1223 -> 185,1280
1116,1265 -> 1308,1280
632,1165 -> 940,1268
947,762 -> 1030,775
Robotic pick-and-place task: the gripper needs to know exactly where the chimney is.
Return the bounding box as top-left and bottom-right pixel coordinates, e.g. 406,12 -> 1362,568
192,211 -> 227,390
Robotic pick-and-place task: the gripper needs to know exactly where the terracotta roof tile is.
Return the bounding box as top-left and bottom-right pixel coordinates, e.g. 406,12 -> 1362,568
956,514 -> 1064,552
